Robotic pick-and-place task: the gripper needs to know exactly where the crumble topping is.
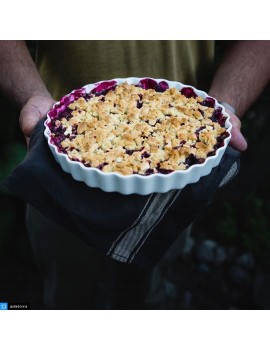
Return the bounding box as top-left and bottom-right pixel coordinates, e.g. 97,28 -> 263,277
49,82 -> 229,176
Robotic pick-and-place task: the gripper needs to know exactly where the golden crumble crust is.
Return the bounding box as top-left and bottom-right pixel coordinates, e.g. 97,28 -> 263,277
53,83 -> 227,176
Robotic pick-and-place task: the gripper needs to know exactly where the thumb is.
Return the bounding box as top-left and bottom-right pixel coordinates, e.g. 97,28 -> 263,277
19,95 -> 55,139
19,103 -> 40,138
229,124 -> 248,152
226,111 -> 248,152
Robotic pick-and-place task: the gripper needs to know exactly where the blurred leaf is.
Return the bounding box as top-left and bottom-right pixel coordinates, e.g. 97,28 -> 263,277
216,201 -> 238,240
0,143 -> 26,183
215,193 -> 270,263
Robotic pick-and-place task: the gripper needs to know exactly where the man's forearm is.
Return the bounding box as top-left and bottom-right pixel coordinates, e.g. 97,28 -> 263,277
0,40 -> 51,109
209,41 -> 270,117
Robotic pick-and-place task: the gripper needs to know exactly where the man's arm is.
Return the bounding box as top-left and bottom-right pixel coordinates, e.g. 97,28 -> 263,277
209,40 -> 270,151
0,40 -> 54,139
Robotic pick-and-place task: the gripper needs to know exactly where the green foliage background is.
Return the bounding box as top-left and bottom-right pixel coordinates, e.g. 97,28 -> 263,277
0,96 -> 27,257
195,87 -> 270,265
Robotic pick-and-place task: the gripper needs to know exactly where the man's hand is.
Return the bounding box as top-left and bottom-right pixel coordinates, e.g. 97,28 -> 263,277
0,41 -> 54,145
19,94 -> 55,145
209,41 -> 270,153
227,111 -> 247,152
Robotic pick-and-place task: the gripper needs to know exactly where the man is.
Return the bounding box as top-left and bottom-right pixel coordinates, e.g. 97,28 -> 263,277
1,41 -> 269,309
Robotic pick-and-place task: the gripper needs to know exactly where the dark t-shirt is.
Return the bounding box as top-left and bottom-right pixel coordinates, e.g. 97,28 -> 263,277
36,40 -> 215,100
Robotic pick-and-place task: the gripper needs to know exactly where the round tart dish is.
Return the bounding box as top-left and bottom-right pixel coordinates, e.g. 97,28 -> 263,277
44,77 -> 232,195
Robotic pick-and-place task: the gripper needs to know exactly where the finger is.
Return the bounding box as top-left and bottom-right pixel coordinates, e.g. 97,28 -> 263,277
229,126 -> 248,152
25,136 -> 30,150
19,95 -> 55,139
224,111 -> 247,152
19,104 -> 40,138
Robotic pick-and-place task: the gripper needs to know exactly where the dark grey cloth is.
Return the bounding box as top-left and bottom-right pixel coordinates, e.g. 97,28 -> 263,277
4,118 -> 240,269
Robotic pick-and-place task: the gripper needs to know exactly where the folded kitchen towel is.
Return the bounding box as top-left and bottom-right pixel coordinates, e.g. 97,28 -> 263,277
4,118 -> 240,269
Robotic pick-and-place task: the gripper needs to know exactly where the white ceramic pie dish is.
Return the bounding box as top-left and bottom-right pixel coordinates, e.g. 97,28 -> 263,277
44,77 -> 232,195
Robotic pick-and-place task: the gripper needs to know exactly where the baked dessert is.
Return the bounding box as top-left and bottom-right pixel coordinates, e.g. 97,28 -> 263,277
47,78 -> 229,176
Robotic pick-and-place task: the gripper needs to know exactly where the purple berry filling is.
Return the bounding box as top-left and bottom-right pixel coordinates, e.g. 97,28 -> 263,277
157,168 -> 173,175
47,78 -> 230,175
136,78 -> 169,92
181,87 -> 198,98
211,107 -> 227,127
173,140 -> 186,149
201,96 -> 215,108
195,126 -> 206,137
141,151 -> 150,159
156,81 -> 169,92
137,78 -> 158,90
97,162 -> 109,170
90,80 -> 117,96
144,169 -> 154,176
136,100 -> 143,109
48,88 -> 86,120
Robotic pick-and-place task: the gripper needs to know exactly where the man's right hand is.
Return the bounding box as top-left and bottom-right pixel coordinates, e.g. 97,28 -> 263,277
0,41 -> 55,145
19,94 -> 55,145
